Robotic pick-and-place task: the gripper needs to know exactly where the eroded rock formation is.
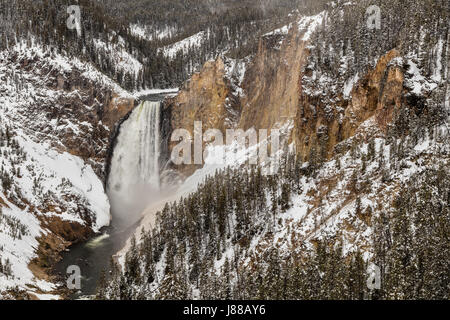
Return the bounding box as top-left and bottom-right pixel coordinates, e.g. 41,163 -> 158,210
162,27 -> 409,172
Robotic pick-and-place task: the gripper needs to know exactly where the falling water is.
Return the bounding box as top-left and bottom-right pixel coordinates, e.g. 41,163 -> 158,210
107,101 -> 161,228
56,100 -> 163,299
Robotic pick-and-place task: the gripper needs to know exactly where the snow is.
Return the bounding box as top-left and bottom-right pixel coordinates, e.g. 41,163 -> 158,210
298,12 -> 326,41
16,136 -> 111,229
432,38 -> 444,82
130,24 -> 176,41
159,31 -> 206,58
264,24 -> 291,37
93,38 -> 143,76
130,24 -> 148,39
406,59 -> 438,95
32,292 -> 60,300
6,40 -> 132,99
224,57 -> 248,98
0,197 -> 48,295
0,39 -> 118,298
133,88 -> 179,98
402,29 -> 443,96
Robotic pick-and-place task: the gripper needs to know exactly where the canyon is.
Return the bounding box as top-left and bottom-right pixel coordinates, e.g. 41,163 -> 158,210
0,0 -> 448,300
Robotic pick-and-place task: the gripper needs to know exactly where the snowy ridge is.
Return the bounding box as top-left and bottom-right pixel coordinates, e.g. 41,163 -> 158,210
159,31 -> 207,59
4,40 -> 133,99
298,11 -> 326,41
130,24 -> 177,42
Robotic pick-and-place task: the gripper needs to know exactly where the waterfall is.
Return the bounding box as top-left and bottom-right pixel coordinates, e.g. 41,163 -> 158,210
107,101 -> 161,226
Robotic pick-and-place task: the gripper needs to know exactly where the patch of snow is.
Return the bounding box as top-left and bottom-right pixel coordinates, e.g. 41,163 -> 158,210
130,24 -> 176,41
159,31 -> 206,59
343,73 -> 359,98
432,38 -> 444,82
93,38 -> 142,76
405,59 -> 437,95
133,88 -> 179,98
224,57 -> 248,97
264,24 -> 291,37
298,12 -> 326,41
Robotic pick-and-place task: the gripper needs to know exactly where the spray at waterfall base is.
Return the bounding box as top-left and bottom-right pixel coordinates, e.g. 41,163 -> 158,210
108,100 -> 286,230
170,121 -> 284,174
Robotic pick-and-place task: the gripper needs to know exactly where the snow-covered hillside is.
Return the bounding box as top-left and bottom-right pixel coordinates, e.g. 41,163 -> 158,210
159,31 -> 207,59
93,37 -> 143,78
130,24 -> 177,42
0,40 -> 133,298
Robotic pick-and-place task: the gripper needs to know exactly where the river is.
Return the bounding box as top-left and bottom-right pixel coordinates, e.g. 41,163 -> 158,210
54,217 -> 142,299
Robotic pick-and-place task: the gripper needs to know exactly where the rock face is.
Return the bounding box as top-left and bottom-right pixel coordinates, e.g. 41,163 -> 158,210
293,49 -> 404,162
162,58 -> 240,176
239,31 -> 308,131
28,66 -> 135,179
35,68 -> 135,286
7,52 -> 136,180
163,27 -> 408,172
169,58 -> 235,133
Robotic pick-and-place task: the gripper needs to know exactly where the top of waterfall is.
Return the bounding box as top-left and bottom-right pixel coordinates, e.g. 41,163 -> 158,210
134,88 -> 179,101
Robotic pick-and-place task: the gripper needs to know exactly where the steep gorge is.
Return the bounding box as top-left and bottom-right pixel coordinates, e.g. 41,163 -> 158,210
1,0 -> 448,300
101,2 -> 449,299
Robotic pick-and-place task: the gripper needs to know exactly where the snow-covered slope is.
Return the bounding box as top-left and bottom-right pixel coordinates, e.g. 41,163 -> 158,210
0,40 -> 133,299
159,31 -> 207,59
130,24 -> 177,42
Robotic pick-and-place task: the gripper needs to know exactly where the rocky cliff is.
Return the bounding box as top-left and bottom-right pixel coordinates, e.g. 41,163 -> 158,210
162,15 -> 409,172
155,8 -> 447,266
0,42 -> 134,299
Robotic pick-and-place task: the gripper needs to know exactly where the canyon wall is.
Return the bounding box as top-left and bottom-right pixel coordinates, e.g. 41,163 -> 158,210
162,58 -> 240,177
163,26 -> 408,172
0,47 -> 135,298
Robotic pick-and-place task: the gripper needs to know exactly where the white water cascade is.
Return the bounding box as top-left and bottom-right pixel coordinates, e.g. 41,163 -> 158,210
107,101 -> 161,227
